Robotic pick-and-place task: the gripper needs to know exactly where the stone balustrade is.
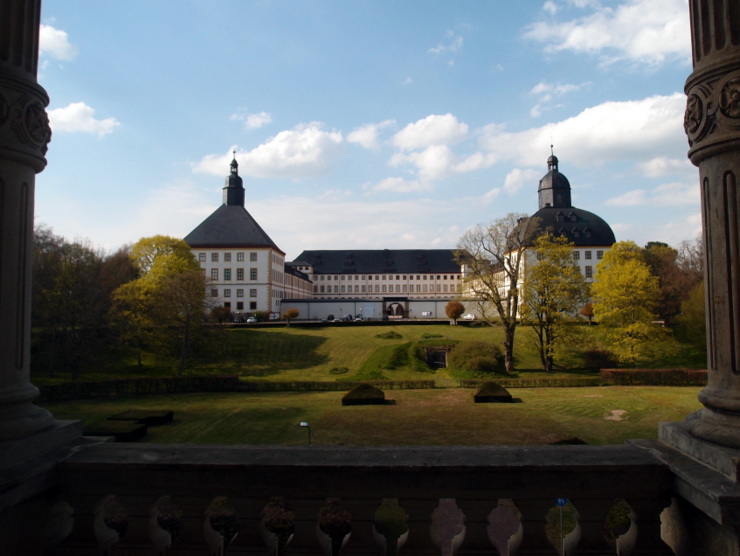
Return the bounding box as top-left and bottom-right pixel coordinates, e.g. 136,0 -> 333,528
43,442 -> 677,555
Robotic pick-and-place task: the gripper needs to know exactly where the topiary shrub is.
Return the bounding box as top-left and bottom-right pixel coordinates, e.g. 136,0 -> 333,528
342,383 -> 386,406
473,381 -> 514,403
582,349 -> 618,370
448,341 -> 504,375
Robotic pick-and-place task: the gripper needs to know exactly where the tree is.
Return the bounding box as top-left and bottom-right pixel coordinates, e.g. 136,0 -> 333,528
110,236 -> 206,374
580,302 -> 594,325
521,234 -> 588,372
282,308 -> 300,326
674,281 -> 706,353
456,213 -> 539,374
445,300 -> 465,324
591,241 -> 664,366
643,241 -> 701,325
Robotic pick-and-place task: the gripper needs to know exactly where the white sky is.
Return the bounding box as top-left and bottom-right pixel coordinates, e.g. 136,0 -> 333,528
36,0 -> 699,259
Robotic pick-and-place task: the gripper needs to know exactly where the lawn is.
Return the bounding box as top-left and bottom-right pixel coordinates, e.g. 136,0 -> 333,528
44,386 -> 702,446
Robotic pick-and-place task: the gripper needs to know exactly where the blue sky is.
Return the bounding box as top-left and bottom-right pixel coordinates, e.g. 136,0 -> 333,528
37,0 -> 698,260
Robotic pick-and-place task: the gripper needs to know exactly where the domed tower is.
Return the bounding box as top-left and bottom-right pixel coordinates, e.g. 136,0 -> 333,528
223,153 -> 245,206
538,154 -> 572,209
524,154 -> 616,283
530,154 -> 615,248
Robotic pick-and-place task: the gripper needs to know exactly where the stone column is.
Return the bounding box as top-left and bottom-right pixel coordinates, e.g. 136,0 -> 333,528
0,0 -> 54,442
680,0 -> 740,449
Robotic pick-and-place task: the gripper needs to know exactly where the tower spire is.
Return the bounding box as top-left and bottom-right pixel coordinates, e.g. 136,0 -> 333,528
224,151 -> 245,206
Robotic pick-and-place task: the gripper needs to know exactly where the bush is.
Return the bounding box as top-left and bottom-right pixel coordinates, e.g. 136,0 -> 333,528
448,341 -> 504,375
474,381 -> 514,403
582,349 -> 618,370
376,330 -> 402,340
342,383 -> 386,406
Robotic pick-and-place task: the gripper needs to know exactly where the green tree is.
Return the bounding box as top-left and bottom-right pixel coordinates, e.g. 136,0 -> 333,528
110,236 -> 205,374
674,281 -> 706,353
521,234 -> 588,372
591,241 -> 664,366
456,213 -> 539,374
445,300 -> 465,324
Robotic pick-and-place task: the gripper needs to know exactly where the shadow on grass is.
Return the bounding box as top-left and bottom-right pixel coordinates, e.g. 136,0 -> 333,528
228,331 -> 329,377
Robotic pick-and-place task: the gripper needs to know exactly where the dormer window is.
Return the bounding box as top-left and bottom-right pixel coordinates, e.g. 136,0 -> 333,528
569,212 -> 577,222
556,211 -> 565,222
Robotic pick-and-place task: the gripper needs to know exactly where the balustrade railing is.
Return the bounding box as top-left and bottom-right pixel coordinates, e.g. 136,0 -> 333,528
48,442 -> 675,555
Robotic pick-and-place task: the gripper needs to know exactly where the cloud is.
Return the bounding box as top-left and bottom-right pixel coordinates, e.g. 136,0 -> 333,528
391,113 -> 468,151
428,30 -> 464,55
39,24 -> 78,61
48,102 -> 120,136
368,176 -> 431,194
503,168 -> 543,195
480,93 -> 687,169
390,144 -> 457,181
347,119 -> 396,150
637,156 -> 694,177
606,181 -> 699,207
230,110 -> 272,130
524,0 -> 691,66
193,122 -> 343,179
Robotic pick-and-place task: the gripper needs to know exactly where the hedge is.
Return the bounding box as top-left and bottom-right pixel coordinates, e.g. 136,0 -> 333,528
461,378 -> 602,389
600,369 -> 707,386
239,380 -> 435,392
38,375 -> 241,402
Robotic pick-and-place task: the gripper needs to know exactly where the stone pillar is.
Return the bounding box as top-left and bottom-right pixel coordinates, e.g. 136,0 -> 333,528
0,0 -> 53,442
680,0 -> 740,449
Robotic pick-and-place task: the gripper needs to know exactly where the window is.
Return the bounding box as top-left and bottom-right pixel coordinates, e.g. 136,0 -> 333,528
250,252 -> 257,261
199,253 -> 206,262
237,289 -> 244,297
236,302 -> 244,310
355,285 -> 359,293
585,251 -> 592,260
250,289 -> 257,297
597,250 -> 604,259
224,253 -> 231,262
237,252 -> 244,261
403,285 -> 407,292
320,285 -> 325,293
210,289 -> 218,297
250,302 -> 257,310
224,289 -> 231,298
237,268 -> 244,281
423,284 -> 428,292
382,285 -> 387,293
375,285 -> 380,293
573,251 -> 580,260
341,286 -> 345,293
416,285 -> 421,292
211,253 -> 219,262
361,285 -> 366,293
211,269 -> 218,280
585,266 -> 593,278
334,286 -> 339,293
250,268 -> 257,280
395,285 -> 400,292
224,269 -> 231,280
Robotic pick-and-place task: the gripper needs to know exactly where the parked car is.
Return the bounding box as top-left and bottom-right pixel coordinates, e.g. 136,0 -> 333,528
462,314 -> 476,321
246,316 -> 258,323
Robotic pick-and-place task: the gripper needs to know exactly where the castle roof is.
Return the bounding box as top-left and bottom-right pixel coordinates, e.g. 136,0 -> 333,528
184,157 -> 283,254
291,249 -> 460,274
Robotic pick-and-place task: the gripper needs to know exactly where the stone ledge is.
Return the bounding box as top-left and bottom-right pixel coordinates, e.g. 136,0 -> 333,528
659,421 -> 740,482
631,438 -> 740,527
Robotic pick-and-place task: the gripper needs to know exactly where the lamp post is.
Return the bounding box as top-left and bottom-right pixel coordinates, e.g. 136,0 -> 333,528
299,421 -> 311,445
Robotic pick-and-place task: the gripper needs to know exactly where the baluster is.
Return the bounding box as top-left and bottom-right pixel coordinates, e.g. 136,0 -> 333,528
487,498 -> 523,556
203,496 -> 239,556
624,497 -> 674,555
260,497 -> 295,555
149,495 -> 182,555
317,497 -> 352,556
429,498 -> 466,556
94,495 -> 127,556
373,498 -> 409,555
